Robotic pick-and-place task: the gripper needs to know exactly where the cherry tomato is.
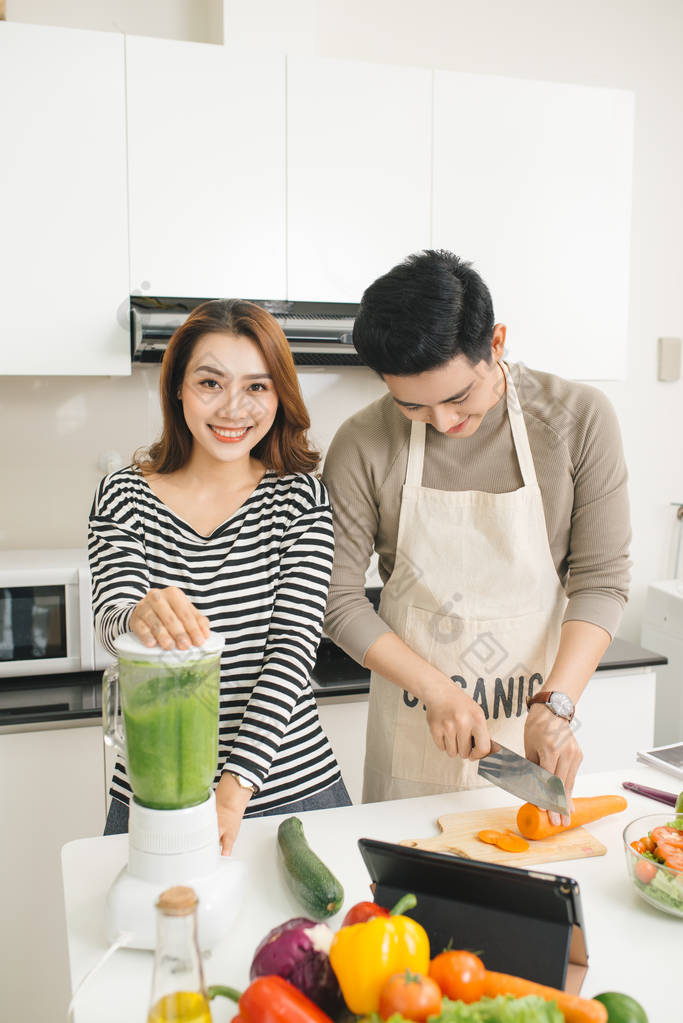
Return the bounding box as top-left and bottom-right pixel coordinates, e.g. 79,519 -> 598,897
662,850 -> 683,871
634,858 -> 657,884
630,839 -> 647,855
428,950 -> 486,1003
340,900 -> 390,927
378,970 -> 442,1023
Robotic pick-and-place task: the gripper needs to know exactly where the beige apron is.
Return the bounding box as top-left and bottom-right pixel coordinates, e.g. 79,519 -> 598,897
363,362 -> 568,803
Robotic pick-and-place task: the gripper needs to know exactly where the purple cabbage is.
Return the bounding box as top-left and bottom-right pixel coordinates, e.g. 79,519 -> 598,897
249,916 -> 341,1015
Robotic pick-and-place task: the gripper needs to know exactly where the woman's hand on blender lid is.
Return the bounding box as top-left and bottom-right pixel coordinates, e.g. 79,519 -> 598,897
130,586 -> 211,650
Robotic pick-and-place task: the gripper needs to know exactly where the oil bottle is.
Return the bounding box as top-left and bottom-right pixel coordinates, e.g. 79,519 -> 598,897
147,886 -> 212,1023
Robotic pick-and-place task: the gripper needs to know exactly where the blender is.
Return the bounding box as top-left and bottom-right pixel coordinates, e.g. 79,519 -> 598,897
103,632 -> 246,950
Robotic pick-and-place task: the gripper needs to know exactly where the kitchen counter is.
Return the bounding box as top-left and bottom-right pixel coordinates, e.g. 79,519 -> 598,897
62,763 -> 679,1022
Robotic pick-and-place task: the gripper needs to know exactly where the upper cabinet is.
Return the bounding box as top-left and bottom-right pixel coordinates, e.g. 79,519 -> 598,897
432,71 -> 634,380
0,23 -> 130,375
0,25 -> 634,379
286,56 -> 432,303
126,36 -> 286,300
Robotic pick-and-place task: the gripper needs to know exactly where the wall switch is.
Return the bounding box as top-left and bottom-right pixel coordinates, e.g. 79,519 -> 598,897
658,337 -> 681,382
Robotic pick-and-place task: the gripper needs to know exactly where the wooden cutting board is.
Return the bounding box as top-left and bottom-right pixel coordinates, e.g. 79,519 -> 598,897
401,806 -> 606,866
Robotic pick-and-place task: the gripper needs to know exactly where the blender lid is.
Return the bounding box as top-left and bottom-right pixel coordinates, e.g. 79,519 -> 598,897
113,630 -> 225,662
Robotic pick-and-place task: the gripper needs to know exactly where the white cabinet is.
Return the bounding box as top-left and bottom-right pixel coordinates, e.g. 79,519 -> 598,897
432,70 -> 633,380
317,695 -> 369,804
0,23 -> 130,375
0,723 -> 106,1022
126,36 -> 286,300
576,669 -> 656,773
287,56 -> 432,302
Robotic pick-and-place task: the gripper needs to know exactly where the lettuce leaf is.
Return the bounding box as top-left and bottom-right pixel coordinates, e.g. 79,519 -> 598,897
361,994 -> 563,1023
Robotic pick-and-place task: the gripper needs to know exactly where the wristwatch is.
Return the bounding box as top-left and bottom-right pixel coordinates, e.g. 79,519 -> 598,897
526,690 -> 575,723
227,771 -> 256,793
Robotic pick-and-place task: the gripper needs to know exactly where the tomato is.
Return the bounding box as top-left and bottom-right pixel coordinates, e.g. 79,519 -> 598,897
630,839 -> 647,855
340,901 -> 390,927
378,970 -> 442,1022
428,950 -> 486,1004
662,850 -> 683,871
634,858 -> 657,884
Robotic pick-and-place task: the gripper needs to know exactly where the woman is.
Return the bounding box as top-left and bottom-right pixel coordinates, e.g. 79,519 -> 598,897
89,299 -> 351,854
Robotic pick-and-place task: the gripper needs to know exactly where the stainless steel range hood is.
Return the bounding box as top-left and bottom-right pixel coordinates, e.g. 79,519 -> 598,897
130,297 -> 362,366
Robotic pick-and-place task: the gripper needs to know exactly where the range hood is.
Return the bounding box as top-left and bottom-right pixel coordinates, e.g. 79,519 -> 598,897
130,296 -> 362,366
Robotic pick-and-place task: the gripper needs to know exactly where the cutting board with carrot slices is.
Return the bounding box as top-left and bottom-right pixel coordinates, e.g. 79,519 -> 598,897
400,806 -> 607,866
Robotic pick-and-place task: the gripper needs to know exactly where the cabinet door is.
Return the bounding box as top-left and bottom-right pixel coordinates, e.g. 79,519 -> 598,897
0,724 -> 105,1021
287,56 -> 432,302
126,36 -> 286,300
0,23 -> 130,375
432,70 -> 633,380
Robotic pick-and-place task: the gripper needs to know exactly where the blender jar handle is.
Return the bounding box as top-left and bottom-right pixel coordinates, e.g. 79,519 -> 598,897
102,664 -> 125,754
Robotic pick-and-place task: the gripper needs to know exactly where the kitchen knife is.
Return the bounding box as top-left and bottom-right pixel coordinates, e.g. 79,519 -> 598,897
477,742 -> 570,815
621,781 -> 678,807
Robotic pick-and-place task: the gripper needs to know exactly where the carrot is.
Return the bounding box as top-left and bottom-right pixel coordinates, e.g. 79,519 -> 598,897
483,970 -> 607,1023
477,829 -> 529,853
516,795 -> 628,840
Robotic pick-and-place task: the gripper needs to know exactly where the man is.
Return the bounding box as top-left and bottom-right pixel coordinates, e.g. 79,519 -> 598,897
322,250 -> 631,824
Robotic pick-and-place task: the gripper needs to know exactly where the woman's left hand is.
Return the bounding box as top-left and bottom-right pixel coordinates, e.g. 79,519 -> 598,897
524,704 -> 582,828
215,772 -> 254,856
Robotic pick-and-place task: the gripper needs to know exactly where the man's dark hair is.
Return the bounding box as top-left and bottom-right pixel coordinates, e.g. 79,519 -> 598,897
352,249 -> 495,376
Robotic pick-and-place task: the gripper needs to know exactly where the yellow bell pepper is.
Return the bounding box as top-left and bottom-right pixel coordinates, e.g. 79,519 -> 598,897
328,894 -> 430,1014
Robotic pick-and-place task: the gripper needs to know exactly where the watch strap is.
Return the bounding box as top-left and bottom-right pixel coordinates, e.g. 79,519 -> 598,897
227,771 -> 256,793
526,690 -> 575,722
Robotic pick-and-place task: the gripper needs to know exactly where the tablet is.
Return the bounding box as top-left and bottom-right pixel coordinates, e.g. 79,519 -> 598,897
357,837 -> 588,993
637,742 -> 683,781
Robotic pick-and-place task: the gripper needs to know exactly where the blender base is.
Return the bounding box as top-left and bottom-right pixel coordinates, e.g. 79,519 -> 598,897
105,857 -> 247,950
104,792 -> 247,950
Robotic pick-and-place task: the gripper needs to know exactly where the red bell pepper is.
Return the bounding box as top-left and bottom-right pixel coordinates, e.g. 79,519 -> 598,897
341,900 -> 390,927
209,976 -> 334,1023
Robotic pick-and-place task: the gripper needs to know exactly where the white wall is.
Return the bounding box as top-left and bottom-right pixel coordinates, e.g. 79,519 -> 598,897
6,0 -> 223,42
2,0 -> 683,647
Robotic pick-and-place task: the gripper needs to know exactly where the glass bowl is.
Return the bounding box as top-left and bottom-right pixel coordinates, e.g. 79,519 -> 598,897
623,813 -> 683,919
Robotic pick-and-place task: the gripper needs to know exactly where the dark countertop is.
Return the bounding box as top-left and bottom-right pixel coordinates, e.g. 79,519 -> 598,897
311,635 -> 668,698
594,637 -> 667,672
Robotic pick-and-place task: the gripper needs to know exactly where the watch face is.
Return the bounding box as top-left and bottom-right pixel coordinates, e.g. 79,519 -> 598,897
548,692 -> 574,719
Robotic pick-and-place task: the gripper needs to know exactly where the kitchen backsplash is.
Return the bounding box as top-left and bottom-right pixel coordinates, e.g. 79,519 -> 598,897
0,365 -> 385,550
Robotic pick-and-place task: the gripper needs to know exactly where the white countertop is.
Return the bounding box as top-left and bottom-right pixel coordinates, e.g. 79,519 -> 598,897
62,764 -> 679,1023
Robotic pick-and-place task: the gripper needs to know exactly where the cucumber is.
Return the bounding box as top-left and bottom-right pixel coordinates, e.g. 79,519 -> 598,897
277,816 -> 344,919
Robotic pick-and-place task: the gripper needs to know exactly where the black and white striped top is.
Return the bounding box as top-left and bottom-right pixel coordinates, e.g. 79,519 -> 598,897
88,467 -> 341,814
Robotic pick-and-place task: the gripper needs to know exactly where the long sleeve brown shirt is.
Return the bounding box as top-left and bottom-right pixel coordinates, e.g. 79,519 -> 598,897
322,361 -> 632,665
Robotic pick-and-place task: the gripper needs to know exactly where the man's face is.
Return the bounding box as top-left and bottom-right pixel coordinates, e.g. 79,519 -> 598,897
383,325 -> 507,438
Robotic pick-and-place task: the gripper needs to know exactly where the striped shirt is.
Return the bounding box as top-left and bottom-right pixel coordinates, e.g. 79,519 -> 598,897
88,467 -> 340,814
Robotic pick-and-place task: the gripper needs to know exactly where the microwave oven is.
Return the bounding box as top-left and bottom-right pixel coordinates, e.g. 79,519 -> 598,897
0,549 -> 111,678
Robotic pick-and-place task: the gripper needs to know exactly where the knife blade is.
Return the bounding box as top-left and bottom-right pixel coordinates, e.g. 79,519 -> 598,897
477,742 -> 570,815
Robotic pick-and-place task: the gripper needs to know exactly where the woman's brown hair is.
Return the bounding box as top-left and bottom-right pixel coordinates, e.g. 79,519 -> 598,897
134,300 -> 320,476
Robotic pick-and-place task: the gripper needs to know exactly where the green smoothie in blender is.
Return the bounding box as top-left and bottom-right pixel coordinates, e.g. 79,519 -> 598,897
118,651 -> 220,810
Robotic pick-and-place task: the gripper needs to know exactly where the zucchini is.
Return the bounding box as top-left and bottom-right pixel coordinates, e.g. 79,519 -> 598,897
277,816 -> 344,919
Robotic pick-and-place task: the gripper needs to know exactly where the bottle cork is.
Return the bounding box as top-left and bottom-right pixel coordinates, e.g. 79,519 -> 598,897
156,885 -> 198,916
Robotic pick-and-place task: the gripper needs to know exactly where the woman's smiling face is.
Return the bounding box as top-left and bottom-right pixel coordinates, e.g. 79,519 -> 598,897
180,332 -> 279,464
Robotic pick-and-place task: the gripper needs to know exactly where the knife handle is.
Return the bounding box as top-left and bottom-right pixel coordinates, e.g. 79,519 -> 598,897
621,781 -> 677,806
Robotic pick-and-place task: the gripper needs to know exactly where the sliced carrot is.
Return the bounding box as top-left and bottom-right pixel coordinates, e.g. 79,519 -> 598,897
483,970 -> 607,1023
495,833 -> 529,853
516,795 -> 628,841
477,829 -> 505,846
476,829 -> 529,853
